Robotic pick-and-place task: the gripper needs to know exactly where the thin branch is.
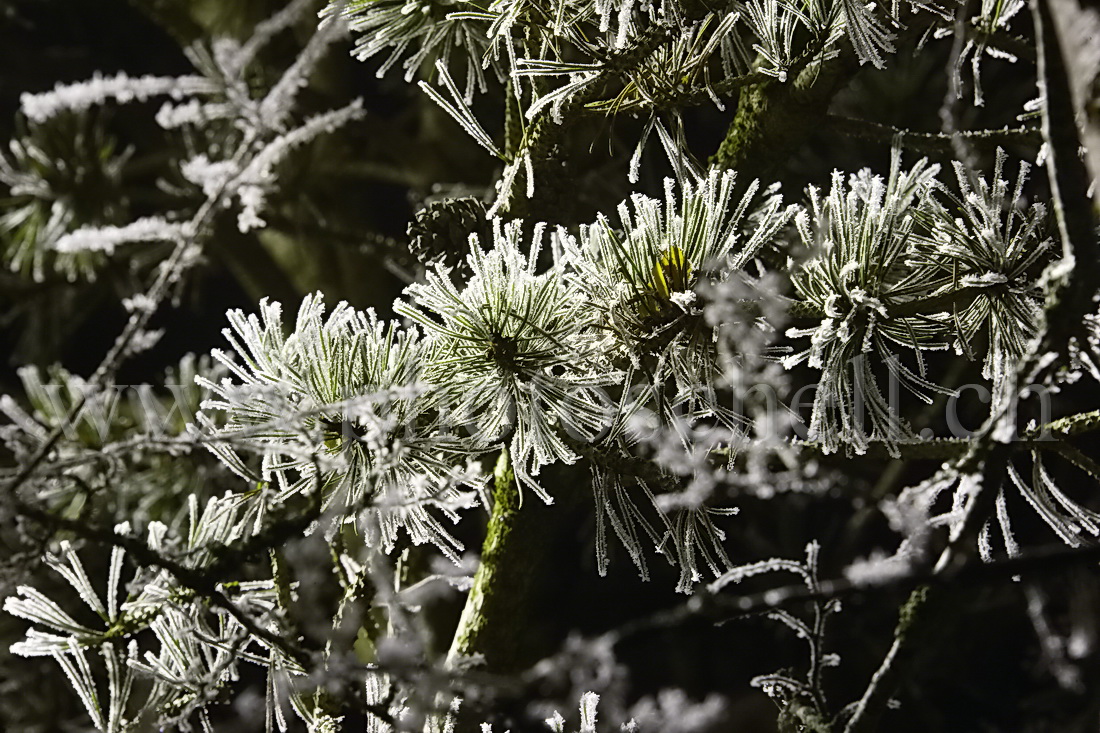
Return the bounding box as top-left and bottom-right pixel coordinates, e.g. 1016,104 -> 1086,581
0,145 -> 247,503
844,440 -> 1009,733
825,115 -> 1041,155
13,497 -> 313,668
608,539 -> 1100,645
791,406 -> 1100,460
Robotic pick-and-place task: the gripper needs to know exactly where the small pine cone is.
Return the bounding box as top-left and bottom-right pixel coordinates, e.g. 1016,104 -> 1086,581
406,197 -> 489,276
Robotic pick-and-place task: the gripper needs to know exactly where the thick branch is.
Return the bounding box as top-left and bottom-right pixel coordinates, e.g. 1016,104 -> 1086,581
1028,0 -> 1100,364
710,50 -> 862,177
444,448 -> 561,674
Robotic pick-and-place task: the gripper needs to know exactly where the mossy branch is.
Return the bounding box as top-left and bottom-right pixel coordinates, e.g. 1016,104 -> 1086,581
710,49 -> 862,177
444,446 -> 553,674
841,584 -> 937,733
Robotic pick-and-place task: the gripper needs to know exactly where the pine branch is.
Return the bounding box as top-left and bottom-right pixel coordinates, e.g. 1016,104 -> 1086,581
10,464 -> 405,726
710,12 -> 944,177
1029,0 -> 1100,363
0,145 -> 247,502
825,115 -> 1042,155
791,437 -> 971,461
1033,408 -> 1100,438
13,496 -> 315,670
710,50 -> 863,177
609,539 -> 1100,646
497,7 -> 728,216
444,449 -> 533,671
433,448 -> 583,727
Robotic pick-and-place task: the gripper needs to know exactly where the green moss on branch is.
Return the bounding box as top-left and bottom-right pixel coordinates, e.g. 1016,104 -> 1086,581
710,52 -> 861,177
445,447 -> 547,674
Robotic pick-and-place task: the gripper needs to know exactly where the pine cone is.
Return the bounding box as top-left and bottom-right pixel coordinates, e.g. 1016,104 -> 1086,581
406,197 -> 489,276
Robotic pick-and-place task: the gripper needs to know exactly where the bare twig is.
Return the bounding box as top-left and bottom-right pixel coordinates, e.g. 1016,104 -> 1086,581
826,115 -> 1041,155
608,539 -> 1100,646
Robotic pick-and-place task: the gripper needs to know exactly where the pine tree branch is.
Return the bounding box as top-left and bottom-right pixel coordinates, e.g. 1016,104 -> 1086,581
496,19 -> 685,217
806,11 -> 1100,722
444,448 -> 526,671
11,464 -> 406,726
609,539 -> 1100,645
431,447 -> 581,729
841,584 -> 934,733
824,115 -> 1042,155
791,437 -> 971,461
12,496 -> 315,669
1034,408 -> 1100,438
0,145 -> 246,503
710,49 -> 863,178
1029,0 -> 1100,363
709,11 -> 947,178
497,6 -> 736,216
443,447 -> 565,675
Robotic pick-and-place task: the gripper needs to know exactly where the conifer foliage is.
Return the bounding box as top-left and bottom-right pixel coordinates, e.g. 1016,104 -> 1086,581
1,0 -> 1100,731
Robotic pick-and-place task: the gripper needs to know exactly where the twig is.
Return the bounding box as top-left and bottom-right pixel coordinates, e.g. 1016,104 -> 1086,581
843,440 -> 1009,733
13,497 -> 313,668
608,539 -> 1100,646
825,116 -> 1041,155
0,146 -> 247,503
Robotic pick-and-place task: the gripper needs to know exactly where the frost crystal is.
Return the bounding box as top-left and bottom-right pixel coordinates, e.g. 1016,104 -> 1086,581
52,217 -> 191,255
21,73 -> 215,123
